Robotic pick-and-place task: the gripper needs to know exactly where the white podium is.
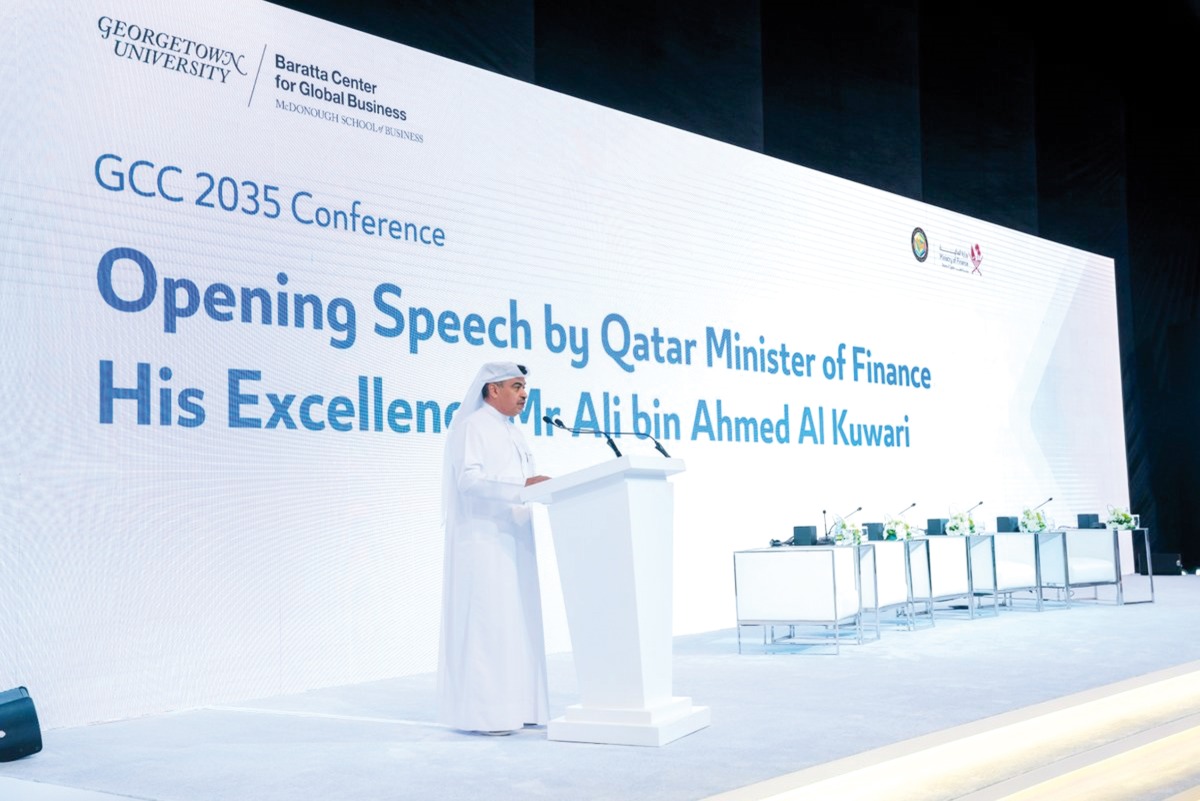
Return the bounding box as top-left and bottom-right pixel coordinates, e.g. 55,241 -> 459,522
522,454 -> 710,746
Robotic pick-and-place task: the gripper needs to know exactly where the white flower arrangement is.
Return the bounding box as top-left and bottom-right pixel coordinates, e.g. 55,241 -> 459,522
832,517 -> 863,545
882,515 -> 912,541
1019,507 -> 1048,533
945,510 -> 984,534
945,511 -> 982,536
1106,505 -> 1136,530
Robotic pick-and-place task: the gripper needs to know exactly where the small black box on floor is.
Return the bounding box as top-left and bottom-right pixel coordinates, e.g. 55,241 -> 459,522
1077,513 -> 1102,529
0,686 -> 42,762
996,516 -> 1019,532
1143,552 -> 1182,575
791,525 -> 817,546
927,518 -> 948,535
864,522 -> 884,541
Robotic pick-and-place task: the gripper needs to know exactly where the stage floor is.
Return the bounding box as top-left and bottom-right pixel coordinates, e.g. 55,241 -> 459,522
2,575 -> 1199,801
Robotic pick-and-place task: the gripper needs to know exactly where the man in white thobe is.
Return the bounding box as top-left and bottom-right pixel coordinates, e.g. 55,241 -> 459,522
438,362 -> 550,734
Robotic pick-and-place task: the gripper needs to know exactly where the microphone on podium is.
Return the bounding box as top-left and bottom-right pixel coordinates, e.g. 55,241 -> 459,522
966,500 -> 983,515
543,416 -> 673,458
897,502 -> 917,517
842,506 -> 862,521
1033,496 -> 1053,511
822,509 -> 828,537
543,416 -> 621,457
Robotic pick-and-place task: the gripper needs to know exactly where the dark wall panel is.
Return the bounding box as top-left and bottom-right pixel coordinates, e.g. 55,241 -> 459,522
1032,33 -> 1150,546
763,0 -> 921,200
1152,322 -> 1200,567
918,3 -> 1038,233
533,0 -> 763,152
269,0 -> 536,81
1128,108 -> 1200,565
1118,1 -> 1200,566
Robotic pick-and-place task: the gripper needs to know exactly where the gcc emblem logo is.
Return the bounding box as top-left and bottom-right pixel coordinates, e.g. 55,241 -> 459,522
911,228 -> 928,262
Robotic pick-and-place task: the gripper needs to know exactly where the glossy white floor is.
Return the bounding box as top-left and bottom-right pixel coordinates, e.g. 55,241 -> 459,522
704,661 -> 1200,801
2,575 -> 1198,801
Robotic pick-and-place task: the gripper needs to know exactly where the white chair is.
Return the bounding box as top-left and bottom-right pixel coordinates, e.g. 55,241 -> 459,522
993,532 -> 1056,611
905,538 -> 936,625
1038,528 -> 1153,604
862,539 -> 932,629
733,546 -> 866,654
921,534 -> 999,617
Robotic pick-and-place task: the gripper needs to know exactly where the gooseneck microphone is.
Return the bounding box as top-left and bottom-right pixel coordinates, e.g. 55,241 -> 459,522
543,416 -> 620,456
1033,496 -> 1053,511
543,416 -> 672,458
821,507 -> 860,542
966,500 -> 983,514
897,502 -> 917,517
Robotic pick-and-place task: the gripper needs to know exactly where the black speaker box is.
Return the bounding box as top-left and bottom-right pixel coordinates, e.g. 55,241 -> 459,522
1150,553 -> 1182,576
927,518 -> 948,535
996,516 -> 1019,532
0,686 -> 42,762
791,525 -> 817,546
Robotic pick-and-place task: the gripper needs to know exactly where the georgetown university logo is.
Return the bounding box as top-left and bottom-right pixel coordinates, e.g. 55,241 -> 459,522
96,15 -> 250,84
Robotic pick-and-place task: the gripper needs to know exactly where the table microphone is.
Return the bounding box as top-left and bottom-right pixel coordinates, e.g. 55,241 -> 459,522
825,507 -> 860,542
897,502 -> 916,516
966,500 -> 983,514
1033,496 -> 1053,510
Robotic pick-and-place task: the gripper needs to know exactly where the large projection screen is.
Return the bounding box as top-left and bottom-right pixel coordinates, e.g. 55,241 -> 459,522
0,1 -> 1128,728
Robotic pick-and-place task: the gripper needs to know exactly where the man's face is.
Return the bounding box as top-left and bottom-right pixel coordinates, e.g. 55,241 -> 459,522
487,378 -> 527,417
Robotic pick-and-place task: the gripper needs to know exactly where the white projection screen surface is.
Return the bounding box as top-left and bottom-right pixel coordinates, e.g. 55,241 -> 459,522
0,1 -> 1128,727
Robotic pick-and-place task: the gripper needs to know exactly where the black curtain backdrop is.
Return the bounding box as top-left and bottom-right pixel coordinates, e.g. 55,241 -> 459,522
762,1 -> 921,199
268,0 -> 1200,570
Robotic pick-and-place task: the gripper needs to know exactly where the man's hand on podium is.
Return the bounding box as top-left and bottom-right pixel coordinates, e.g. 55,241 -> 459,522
525,475 -> 551,487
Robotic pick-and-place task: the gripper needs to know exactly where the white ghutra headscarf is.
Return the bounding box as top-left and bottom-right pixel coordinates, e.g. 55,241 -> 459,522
441,362 -> 528,523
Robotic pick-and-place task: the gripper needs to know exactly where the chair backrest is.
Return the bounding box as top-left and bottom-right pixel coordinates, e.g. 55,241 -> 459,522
734,548 -> 860,622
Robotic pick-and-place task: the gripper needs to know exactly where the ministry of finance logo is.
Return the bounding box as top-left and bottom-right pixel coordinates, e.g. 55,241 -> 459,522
970,243 -> 983,274
911,228 -> 929,262
97,15 -> 250,85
